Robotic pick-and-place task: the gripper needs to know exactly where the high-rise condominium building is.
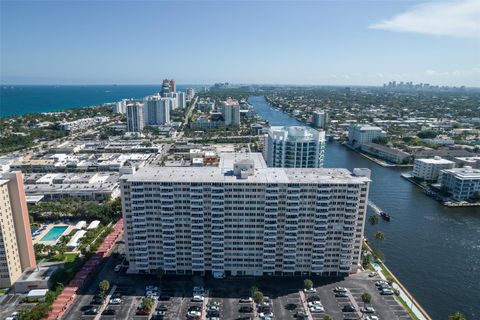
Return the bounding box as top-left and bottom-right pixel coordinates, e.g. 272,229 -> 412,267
312,110 -> 328,129
126,102 -> 144,133
162,79 -> 176,95
263,126 -> 326,168
0,172 -> 36,287
121,153 -> 370,277
220,100 -> 240,126
186,88 -> 195,101
144,95 -> 171,125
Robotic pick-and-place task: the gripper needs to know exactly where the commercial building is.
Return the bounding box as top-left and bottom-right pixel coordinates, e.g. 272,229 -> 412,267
144,95 -> 171,125
186,88 -> 195,101
360,143 -> 411,164
220,100 -> 241,126
263,126 -> 326,168
13,264 -> 59,293
126,102 -> 144,133
121,153 -> 370,276
348,124 -> 386,147
439,167 -> 480,201
312,110 -> 328,129
197,100 -> 215,112
23,172 -> 120,201
413,157 -> 455,181
0,172 -> 36,288
59,117 -> 108,132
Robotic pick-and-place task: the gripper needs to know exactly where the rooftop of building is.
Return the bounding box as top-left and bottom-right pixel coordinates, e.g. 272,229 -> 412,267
442,166 -> 480,178
269,126 -> 325,141
125,153 -> 370,185
362,143 -> 410,157
416,157 -> 455,164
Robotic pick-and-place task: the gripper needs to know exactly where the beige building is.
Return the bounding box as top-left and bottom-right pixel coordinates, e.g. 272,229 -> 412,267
0,172 -> 36,288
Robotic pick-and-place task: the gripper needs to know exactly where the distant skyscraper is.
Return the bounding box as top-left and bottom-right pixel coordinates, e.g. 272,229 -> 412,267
186,88 -> 195,101
170,79 -> 176,93
126,102 -> 144,132
0,172 -> 36,288
312,110 -> 328,129
263,126 -> 326,168
143,95 -> 170,125
161,79 -> 176,95
113,99 -> 128,114
177,92 -> 186,108
220,100 -> 240,126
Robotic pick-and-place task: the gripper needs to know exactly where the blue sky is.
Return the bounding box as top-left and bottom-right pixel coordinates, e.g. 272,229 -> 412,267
1,0 -> 479,86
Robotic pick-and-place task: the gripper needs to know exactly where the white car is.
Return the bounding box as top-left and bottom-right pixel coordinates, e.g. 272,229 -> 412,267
259,312 -> 273,317
381,289 -> 394,295
192,295 -> 205,302
304,288 -> 316,294
307,301 -> 322,308
333,286 -> 347,293
361,306 -> 376,313
310,305 -> 325,313
365,316 -> 380,320
187,310 -> 201,317
114,265 -> 121,272
109,298 -> 122,305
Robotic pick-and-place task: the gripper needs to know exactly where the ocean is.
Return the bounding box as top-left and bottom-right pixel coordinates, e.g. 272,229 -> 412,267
0,85 -> 204,117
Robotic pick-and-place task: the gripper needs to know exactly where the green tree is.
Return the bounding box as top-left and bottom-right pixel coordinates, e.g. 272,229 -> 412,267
368,215 -> 379,226
374,231 -> 385,242
253,291 -> 264,304
417,130 -> 437,139
372,136 -> 389,145
99,280 -> 110,295
303,279 -> 313,290
448,311 -> 466,320
250,285 -> 259,297
142,297 -> 154,311
323,315 -> 333,320
361,292 -> 372,306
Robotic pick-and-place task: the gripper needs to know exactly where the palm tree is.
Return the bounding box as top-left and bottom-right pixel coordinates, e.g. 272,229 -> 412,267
374,231 -> 385,242
448,311 -> 466,320
368,215 -> 379,226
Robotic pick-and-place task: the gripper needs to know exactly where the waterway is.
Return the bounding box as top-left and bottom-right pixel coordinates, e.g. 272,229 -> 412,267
249,95 -> 480,320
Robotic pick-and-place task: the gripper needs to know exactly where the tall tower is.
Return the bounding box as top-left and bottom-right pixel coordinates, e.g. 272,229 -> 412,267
170,79 -> 176,93
0,172 -> 36,288
126,102 -> 144,132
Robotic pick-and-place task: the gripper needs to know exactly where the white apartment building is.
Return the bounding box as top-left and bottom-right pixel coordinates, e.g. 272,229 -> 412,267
263,126 -> 326,168
0,172 -> 36,288
220,101 -> 241,126
413,157 -> 455,181
126,102 -> 144,133
454,156 -> 480,169
439,167 -> 480,201
186,88 -> 195,101
113,99 -> 129,114
144,95 -> 171,125
348,124 -> 386,147
121,153 -> 370,277
312,110 -> 328,129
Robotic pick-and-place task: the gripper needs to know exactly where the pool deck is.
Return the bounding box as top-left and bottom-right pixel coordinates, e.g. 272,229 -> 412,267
32,224 -> 74,245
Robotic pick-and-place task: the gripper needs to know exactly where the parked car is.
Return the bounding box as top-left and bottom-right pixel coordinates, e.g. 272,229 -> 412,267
307,295 -> 320,302
361,306 -> 376,313
335,291 -> 348,298
342,304 -> 356,312
239,297 -> 253,303
368,272 -> 378,277
381,289 -> 394,295
239,306 -> 253,313
334,286 -> 348,293
307,301 -> 323,308
84,307 -> 98,315
207,310 -> 220,317
310,305 -> 325,312
102,309 -> 116,316
259,312 -> 273,318
191,295 -> 205,302
114,265 -> 121,272
90,296 -> 103,305
364,316 -> 380,320
375,280 -> 389,287
304,288 -> 316,294
156,304 -> 168,311
188,306 -> 202,312
109,297 -> 122,305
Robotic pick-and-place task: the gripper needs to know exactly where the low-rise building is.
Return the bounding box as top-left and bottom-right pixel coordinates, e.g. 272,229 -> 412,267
13,264 -> 59,293
23,172 -> 120,201
454,156 -> 480,169
413,157 -> 455,181
360,143 -> 411,164
439,167 -> 480,201
348,124 -> 385,147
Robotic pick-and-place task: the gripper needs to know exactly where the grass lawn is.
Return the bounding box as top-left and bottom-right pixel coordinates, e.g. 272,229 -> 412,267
0,288 -> 8,295
64,252 -> 79,262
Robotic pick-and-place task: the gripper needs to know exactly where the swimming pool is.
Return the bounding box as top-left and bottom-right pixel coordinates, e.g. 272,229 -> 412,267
40,226 -> 68,242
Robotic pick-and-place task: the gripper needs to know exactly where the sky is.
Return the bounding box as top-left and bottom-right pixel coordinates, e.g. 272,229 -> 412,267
1,0 -> 479,86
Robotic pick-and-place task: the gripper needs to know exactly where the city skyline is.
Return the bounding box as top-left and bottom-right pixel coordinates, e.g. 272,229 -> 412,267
1,0 -> 479,86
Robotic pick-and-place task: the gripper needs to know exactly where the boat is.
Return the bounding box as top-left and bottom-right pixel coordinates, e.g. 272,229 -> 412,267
380,211 -> 391,221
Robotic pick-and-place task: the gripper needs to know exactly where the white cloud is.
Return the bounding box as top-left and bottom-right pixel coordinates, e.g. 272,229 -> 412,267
423,67 -> 480,76
369,0 -> 480,38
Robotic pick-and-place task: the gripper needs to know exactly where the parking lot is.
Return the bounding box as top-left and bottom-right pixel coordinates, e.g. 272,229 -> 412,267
60,242 -> 413,320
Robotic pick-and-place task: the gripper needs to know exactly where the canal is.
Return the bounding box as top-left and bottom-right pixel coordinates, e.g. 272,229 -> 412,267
249,95 -> 480,320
